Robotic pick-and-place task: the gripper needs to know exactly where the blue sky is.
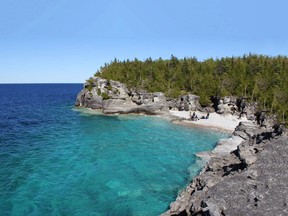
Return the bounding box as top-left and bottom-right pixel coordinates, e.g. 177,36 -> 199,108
0,0 -> 287,83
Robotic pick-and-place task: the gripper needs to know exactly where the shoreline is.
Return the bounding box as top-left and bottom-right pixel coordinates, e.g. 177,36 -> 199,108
74,107 -> 249,132
75,107 -> 248,159
169,110 -> 250,132
171,120 -> 234,133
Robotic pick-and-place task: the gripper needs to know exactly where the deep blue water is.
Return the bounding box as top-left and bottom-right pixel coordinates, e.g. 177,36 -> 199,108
0,84 -> 228,216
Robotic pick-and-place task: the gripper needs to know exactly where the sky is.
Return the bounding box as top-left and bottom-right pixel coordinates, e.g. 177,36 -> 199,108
0,0 -> 288,83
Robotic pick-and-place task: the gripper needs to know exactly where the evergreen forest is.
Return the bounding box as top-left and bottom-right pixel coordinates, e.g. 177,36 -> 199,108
94,54 -> 288,122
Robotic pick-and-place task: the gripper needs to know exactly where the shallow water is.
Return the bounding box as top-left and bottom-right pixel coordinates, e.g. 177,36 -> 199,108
0,84 -> 228,215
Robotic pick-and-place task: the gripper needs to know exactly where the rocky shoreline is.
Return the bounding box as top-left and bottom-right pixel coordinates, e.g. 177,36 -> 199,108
75,77 -> 202,115
75,77 -> 288,216
162,121 -> 287,216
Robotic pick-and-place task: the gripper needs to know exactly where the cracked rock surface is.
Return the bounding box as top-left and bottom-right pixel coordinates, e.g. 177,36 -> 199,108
162,121 -> 287,216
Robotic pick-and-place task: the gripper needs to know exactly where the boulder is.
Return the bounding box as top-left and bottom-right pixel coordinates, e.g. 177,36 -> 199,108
237,142 -> 258,166
102,98 -> 138,114
177,94 -> 202,111
217,103 -> 231,114
216,96 -> 238,115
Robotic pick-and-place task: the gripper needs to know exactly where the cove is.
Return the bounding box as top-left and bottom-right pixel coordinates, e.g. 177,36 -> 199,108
0,84 -> 228,215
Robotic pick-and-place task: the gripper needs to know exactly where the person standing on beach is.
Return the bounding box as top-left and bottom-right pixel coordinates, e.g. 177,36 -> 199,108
191,112 -> 197,121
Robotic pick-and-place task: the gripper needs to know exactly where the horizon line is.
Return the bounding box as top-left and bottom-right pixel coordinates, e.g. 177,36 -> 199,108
0,82 -> 83,84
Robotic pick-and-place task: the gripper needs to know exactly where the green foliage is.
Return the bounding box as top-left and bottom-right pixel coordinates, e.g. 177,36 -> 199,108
199,93 -> 211,107
97,88 -> 101,96
85,78 -> 94,92
87,78 -> 94,84
85,84 -> 93,92
106,81 -> 113,91
95,54 -> 288,123
167,88 -> 182,98
101,92 -> 110,100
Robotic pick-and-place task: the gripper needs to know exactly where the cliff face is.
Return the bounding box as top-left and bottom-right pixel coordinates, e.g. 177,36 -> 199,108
162,121 -> 287,216
75,77 -> 201,115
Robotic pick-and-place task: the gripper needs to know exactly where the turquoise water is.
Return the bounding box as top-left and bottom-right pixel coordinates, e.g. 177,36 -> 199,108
0,84 -> 228,215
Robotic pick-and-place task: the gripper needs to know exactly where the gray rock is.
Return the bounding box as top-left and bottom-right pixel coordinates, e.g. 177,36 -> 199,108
211,135 -> 244,156
162,121 -> 288,216
102,98 -> 138,114
202,199 -> 227,216
187,94 -> 202,111
177,94 -> 202,111
216,97 -> 238,115
237,142 -> 258,166
217,103 -> 231,114
76,77 -> 206,115
75,77 -> 170,115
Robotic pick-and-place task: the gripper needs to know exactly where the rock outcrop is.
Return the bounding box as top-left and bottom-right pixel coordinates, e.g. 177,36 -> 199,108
177,95 -> 202,111
211,96 -> 258,119
162,119 -> 287,216
75,77 -> 202,115
75,77 -> 170,115
216,96 -> 237,115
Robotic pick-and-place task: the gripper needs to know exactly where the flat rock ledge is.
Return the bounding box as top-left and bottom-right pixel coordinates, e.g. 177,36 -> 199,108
162,122 -> 287,216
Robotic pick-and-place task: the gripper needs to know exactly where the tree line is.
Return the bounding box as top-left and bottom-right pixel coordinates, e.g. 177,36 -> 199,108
94,54 -> 288,122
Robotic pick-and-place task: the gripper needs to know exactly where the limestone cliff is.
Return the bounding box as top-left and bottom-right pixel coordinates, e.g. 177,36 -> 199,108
75,77 -> 201,115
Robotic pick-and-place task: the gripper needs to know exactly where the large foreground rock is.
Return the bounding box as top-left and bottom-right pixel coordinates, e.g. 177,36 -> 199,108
162,122 -> 287,216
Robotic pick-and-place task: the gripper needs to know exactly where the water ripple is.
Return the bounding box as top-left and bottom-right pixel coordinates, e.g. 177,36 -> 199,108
0,84 -> 228,215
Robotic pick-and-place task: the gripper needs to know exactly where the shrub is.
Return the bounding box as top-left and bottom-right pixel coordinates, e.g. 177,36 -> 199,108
101,92 -> 111,100
85,85 -> 93,92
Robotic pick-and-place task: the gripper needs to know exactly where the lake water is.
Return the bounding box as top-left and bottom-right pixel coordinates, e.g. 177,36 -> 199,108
0,84 -> 228,215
